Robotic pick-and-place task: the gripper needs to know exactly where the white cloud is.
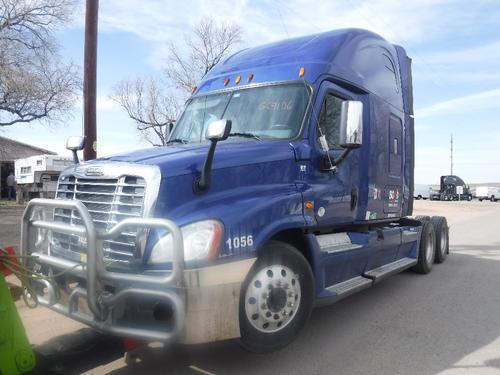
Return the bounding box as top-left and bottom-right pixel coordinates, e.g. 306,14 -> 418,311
416,89 -> 500,118
74,95 -> 119,111
90,0 -> 494,60
414,39 -> 500,85
96,96 -> 119,110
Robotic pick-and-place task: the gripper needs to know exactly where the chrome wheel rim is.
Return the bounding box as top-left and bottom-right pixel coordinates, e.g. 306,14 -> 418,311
425,231 -> 435,264
244,265 -> 301,333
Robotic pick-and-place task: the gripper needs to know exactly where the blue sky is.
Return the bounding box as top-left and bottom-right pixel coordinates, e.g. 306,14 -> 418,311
2,0 -> 500,183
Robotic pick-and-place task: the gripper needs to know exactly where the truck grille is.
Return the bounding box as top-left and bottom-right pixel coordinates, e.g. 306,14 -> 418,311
52,175 -> 146,263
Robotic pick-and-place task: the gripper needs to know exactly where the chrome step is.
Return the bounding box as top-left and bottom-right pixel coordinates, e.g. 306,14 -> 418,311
316,232 -> 362,254
326,276 -> 372,296
363,257 -> 417,284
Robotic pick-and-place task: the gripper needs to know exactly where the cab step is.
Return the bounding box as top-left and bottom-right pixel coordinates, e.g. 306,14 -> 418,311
316,232 -> 362,254
363,257 -> 417,284
326,275 -> 372,295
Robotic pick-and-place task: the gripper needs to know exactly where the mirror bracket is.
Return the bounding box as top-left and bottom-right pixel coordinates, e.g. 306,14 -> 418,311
195,119 -> 232,192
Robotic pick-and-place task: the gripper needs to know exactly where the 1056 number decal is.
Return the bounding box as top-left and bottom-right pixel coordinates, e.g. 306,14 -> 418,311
226,235 -> 253,250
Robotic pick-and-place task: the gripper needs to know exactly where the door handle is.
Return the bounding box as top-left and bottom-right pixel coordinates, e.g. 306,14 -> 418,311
351,188 -> 358,211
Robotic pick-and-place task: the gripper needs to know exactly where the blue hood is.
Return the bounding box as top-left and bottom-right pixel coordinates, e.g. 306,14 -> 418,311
99,140 -> 297,178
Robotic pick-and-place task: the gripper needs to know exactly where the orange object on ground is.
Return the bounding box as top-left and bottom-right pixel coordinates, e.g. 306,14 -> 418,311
0,246 -> 20,277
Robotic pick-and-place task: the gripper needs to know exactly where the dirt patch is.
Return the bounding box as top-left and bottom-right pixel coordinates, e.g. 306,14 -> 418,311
413,200 -> 500,227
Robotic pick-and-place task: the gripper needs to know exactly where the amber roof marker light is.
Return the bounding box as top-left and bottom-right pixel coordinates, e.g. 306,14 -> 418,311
299,67 -> 305,77
248,73 -> 254,83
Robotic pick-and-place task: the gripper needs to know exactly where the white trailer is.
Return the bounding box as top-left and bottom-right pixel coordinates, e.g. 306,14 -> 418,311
414,184 -> 432,200
476,186 -> 500,202
15,154 -> 73,199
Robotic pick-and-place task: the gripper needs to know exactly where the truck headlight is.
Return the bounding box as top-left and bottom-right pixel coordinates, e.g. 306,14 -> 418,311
148,220 -> 223,264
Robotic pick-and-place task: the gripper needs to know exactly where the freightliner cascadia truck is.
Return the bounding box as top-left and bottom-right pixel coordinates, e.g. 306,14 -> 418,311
21,29 -> 449,352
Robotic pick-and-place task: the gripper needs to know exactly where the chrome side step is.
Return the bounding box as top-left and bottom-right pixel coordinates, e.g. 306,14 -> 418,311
316,232 -> 363,254
363,257 -> 417,284
326,276 -> 372,296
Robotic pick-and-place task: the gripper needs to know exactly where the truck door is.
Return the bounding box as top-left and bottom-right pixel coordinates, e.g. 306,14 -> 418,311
307,81 -> 364,226
384,115 -> 403,215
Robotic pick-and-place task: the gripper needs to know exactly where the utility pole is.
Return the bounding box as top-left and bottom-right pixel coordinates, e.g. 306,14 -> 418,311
450,133 -> 453,176
83,0 -> 99,160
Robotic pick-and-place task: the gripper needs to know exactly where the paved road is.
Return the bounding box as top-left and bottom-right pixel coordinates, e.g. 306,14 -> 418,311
3,201 -> 500,374
0,204 -> 24,248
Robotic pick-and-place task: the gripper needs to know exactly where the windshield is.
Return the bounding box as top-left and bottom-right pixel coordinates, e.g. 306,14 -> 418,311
170,84 -> 310,143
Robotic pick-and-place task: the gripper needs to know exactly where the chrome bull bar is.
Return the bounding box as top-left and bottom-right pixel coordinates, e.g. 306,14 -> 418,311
20,198 -> 185,341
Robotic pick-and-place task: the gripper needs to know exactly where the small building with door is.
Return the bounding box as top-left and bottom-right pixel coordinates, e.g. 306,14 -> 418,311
0,136 -> 56,199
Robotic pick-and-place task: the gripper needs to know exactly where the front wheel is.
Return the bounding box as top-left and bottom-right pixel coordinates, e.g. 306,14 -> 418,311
239,241 -> 314,352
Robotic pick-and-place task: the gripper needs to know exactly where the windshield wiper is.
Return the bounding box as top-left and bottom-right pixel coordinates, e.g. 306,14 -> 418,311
167,138 -> 188,145
227,132 -> 262,141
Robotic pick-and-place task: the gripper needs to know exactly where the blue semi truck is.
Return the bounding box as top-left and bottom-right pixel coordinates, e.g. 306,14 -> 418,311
21,28 -> 449,352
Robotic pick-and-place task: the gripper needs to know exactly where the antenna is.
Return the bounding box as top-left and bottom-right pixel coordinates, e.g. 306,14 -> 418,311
450,133 -> 453,175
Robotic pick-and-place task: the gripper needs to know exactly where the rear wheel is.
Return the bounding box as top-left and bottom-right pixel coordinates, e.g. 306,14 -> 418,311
239,241 -> 314,352
431,216 -> 449,263
412,221 -> 436,274
491,196 -> 497,202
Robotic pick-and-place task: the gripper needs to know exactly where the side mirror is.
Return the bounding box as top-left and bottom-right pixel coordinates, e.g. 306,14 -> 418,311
339,101 -> 363,148
197,119 -> 232,191
205,119 -> 231,141
66,136 -> 85,151
66,136 -> 85,164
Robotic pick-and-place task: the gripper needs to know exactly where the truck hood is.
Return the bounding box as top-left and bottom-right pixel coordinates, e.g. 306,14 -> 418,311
97,140 -> 297,178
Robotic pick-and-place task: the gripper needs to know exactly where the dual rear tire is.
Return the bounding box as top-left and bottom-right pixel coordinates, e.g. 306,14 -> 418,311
412,215 -> 449,274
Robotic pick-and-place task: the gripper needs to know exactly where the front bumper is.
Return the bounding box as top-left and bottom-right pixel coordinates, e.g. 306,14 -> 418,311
21,199 -> 255,344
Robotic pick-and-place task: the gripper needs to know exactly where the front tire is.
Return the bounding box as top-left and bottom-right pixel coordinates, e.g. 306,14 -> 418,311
239,241 -> 314,352
412,221 -> 436,274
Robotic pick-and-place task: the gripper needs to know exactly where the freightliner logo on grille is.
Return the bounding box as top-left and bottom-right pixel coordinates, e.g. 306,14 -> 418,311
85,166 -> 104,176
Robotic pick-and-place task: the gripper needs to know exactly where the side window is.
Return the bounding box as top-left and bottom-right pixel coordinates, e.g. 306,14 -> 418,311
318,94 -> 343,149
382,53 -> 399,94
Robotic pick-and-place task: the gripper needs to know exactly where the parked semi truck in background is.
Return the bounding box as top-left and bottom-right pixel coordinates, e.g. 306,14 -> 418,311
476,186 -> 500,202
20,29 -> 449,352
438,175 -> 473,201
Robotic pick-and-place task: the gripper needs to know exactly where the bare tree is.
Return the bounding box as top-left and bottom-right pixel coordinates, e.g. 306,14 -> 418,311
111,78 -> 181,147
112,17 -> 242,146
166,17 -> 242,92
0,0 -> 80,127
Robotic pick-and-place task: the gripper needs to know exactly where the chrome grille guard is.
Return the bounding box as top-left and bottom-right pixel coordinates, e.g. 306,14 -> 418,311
20,198 -> 185,342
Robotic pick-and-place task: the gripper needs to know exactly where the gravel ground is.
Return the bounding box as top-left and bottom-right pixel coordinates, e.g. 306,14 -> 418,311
2,200 -> 500,374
